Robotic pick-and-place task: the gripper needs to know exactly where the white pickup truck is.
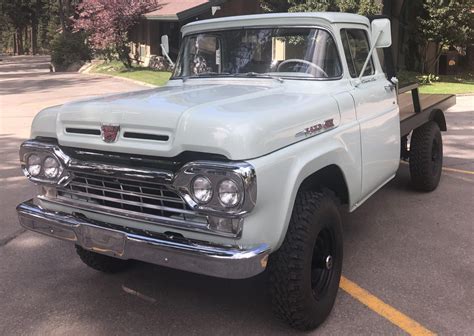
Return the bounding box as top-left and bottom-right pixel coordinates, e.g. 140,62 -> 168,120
17,13 -> 455,330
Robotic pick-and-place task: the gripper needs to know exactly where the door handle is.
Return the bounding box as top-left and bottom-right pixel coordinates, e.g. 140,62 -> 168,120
384,84 -> 396,91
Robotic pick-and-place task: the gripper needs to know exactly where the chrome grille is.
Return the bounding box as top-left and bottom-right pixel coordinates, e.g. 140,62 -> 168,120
56,171 -> 206,224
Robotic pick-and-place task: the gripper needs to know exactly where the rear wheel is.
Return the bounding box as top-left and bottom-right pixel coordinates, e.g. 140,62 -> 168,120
76,245 -> 133,273
268,190 -> 343,331
409,121 -> 443,191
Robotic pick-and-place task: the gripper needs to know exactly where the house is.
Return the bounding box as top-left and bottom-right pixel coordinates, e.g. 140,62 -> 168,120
130,0 -> 261,66
131,0 -> 472,73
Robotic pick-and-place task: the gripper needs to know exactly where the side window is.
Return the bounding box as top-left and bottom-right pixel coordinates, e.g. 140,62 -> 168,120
340,29 -> 374,77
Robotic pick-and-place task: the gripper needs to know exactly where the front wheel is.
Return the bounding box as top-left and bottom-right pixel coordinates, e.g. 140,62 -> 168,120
76,246 -> 133,273
268,190 -> 343,331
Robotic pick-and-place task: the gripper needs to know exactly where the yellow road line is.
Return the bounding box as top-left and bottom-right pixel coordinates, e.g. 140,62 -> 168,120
442,167 -> 474,175
340,276 -> 435,336
400,161 -> 474,176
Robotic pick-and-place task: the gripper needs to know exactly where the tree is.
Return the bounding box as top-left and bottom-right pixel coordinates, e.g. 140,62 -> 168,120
74,0 -> 159,68
417,0 -> 474,74
0,0 -> 33,54
0,0 -> 76,55
260,0 -> 382,16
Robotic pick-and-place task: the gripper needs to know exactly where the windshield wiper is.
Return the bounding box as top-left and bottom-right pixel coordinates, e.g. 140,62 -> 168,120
181,72 -> 284,83
181,72 -> 231,82
193,72 -> 231,77
233,72 -> 284,83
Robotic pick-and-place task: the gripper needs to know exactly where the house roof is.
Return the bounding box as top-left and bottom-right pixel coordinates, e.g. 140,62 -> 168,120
144,0 -> 223,21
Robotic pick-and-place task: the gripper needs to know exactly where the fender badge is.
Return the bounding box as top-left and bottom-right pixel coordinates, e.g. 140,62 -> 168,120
295,118 -> 335,138
101,124 -> 120,143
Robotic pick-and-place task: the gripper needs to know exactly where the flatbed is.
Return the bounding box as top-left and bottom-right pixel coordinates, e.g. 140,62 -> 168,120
398,83 -> 456,136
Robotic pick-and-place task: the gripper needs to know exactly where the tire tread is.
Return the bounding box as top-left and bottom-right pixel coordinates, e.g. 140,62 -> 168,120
268,190 -> 341,330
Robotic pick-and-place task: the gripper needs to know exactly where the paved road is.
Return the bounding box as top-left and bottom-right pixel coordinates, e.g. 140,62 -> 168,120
0,56 -> 145,243
1,56 -> 473,335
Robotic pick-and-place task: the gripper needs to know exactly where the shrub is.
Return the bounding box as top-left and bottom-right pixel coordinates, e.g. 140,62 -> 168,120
397,70 -> 441,87
397,70 -> 420,87
51,32 -> 92,71
418,74 -> 440,85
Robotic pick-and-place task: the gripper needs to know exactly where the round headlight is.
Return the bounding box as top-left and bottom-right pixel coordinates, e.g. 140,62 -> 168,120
43,156 -> 60,178
192,176 -> 213,203
27,154 -> 42,176
218,179 -> 241,208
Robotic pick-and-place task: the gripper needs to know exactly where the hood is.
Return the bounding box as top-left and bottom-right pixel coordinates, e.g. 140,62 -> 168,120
31,81 -> 341,160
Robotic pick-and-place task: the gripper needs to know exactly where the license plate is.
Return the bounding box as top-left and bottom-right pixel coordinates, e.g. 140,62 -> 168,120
80,226 -> 126,256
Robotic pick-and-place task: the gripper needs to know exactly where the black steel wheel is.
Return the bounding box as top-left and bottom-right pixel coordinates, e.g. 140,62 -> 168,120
268,190 -> 343,331
311,228 -> 337,301
409,121 -> 443,192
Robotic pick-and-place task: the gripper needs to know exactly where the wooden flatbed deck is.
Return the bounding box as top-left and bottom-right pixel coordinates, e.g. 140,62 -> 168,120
397,84 -> 456,136
399,93 -> 453,122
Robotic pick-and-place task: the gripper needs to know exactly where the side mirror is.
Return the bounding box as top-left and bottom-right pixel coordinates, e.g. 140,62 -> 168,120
161,35 -> 170,54
160,35 -> 174,67
356,18 -> 392,83
371,18 -> 392,48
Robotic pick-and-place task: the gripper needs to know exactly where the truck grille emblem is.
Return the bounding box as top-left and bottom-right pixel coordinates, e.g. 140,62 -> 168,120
101,124 -> 120,143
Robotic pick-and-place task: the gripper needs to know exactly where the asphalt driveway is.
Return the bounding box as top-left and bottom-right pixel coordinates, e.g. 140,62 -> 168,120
0,56 -> 473,335
0,56 -> 145,243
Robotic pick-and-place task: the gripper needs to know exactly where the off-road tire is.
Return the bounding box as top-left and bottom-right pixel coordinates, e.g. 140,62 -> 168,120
76,245 -> 132,273
268,190 -> 343,331
409,121 -> 443,192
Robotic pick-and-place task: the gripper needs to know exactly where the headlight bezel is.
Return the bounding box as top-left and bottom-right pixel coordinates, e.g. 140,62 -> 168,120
173,161 -> 257,217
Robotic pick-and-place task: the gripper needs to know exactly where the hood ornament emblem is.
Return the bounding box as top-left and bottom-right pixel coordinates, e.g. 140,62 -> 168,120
101,124 -> 120,143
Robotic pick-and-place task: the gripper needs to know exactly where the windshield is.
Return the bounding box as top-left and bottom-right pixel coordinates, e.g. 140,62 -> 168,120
172,27 -> 342,80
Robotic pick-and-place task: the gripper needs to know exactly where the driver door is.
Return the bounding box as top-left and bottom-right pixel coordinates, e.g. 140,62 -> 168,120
341,28 -> 400,199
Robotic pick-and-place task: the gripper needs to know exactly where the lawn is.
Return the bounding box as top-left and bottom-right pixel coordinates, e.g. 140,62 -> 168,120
419,82 -> 474,94
91,61 -> 474,95
399,71 -> 474,95
91,60 -> 171,86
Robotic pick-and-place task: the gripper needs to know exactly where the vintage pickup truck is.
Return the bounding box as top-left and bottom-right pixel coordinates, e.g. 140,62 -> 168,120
17,13 -> 455,330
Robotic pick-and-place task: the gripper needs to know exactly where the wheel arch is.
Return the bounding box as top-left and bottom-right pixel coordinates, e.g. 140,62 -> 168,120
297,164 -> 349,205
430,109 -> 447,132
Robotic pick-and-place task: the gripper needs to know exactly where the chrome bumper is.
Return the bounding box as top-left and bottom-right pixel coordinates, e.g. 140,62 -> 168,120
16,200 -> 270,279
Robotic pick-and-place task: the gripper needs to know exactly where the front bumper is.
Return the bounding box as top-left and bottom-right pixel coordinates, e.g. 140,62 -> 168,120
16,200 -> 270,279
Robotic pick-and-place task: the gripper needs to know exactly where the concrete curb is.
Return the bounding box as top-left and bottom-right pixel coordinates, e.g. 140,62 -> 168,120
81,72 -> 158,88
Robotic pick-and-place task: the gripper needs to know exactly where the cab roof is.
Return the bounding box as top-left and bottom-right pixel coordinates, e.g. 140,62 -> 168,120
181,12 -> 370,35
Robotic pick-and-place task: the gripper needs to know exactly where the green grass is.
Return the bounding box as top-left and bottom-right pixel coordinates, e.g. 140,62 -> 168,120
91,61 -> 474,94
398,71 -> 474,95
418,74 -> 474,95
91,60 -> 171,86
418,81 -> 474,95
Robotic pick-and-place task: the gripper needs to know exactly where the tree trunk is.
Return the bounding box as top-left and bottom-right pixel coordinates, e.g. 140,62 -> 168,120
426,43 -> 444,75
13,32 -> 18,55
24,26 -> 29,54
65,0 -> 71,17
32,23 -> 38,54
32,0 -> 41,54
16,28 -> 24,55
58,0 -> 67,33
420,43 -> 427,74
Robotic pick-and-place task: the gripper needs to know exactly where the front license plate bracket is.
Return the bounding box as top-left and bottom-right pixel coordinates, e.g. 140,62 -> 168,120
80,225 -> 126,257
